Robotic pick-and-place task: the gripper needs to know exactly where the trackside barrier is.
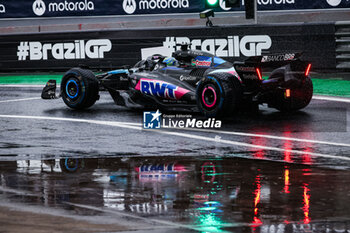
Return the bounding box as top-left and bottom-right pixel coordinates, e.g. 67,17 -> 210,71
336,21 -> 350,70
0,23 -> 336,72
1,0 -> 350,18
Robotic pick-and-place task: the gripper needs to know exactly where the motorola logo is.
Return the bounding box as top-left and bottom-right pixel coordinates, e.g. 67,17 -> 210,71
33,0 -> 46,16
326,0 -> 341,7
220,0 -> 231,10
123,0 -> 137,14
123,0 -> 189,14
33,0 -> 94,16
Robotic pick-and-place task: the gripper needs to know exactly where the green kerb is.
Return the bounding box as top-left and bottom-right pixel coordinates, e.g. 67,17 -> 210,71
0,74 -> 62,84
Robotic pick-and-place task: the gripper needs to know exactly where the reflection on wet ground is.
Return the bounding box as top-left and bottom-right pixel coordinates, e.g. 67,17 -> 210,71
1,156 -> 350,233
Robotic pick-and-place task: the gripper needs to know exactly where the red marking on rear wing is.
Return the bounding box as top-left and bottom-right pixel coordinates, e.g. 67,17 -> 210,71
256,68 -> 262,81
305,64 -> 312,76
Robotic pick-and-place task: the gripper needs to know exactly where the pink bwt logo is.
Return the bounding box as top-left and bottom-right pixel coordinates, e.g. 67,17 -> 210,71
135,78 -> 190,99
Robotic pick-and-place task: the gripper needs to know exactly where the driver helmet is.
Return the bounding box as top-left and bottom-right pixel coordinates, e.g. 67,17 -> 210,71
163,57 -> 178,66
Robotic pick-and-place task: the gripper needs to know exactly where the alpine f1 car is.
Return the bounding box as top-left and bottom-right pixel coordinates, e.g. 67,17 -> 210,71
42,45 -> 313,117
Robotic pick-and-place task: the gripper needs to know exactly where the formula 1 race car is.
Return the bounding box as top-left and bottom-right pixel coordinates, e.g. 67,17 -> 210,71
42,45 -> 313,117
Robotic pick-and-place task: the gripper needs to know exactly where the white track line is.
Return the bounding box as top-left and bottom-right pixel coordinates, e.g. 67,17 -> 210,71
0,114 -> 349,162
64,202 -> 243,232
0,185 -> 178,230
64,202 -> 188,229
173,128 -> 350,148
0,97 -> 41,103
313,95 -> 350,103
118,122 -> 350,148
0,184 -> 239,232
0,186 -> 37,196
0,94 -> 348,148
0,199 -> 177,232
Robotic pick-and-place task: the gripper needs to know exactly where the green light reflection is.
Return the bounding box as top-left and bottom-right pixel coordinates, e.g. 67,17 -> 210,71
196,212 -> 225,233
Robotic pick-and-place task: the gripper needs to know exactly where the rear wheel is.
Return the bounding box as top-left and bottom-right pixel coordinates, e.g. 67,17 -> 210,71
61,68 -> 99,109
271,75 -> 313,112
196,74 -> 242,117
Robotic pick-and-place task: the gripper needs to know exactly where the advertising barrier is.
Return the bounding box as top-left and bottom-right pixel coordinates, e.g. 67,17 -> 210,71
0,0 -> 349,18
0,23 -> 335,71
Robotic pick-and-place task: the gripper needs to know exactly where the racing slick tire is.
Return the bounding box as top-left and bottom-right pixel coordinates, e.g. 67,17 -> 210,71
269,69 -> 313,112
61,68 -> 99,109
196,74 -> 242,117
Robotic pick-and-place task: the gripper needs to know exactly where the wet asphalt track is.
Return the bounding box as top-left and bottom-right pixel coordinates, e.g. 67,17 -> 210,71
0,86 -> 350,232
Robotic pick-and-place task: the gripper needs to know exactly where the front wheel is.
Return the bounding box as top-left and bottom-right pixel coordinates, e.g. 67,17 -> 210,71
61,68 -> 99,109
59,158 -> 84,173
196,75 -> 242,117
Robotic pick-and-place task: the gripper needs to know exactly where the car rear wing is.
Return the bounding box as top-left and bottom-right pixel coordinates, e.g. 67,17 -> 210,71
244,52 -> 303,68
246,52 -> 311,75
234,52 -> 312,84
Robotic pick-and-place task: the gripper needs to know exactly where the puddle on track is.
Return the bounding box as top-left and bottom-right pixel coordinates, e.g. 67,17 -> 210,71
0,156 -> 350,233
